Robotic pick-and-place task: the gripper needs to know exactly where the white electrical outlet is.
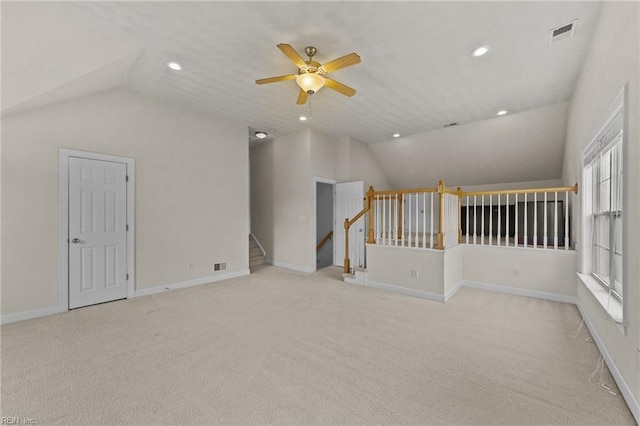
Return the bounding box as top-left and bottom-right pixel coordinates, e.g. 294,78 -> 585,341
513,269 -> 520,278
188,263 -> 195,270
410,269 -> 418,279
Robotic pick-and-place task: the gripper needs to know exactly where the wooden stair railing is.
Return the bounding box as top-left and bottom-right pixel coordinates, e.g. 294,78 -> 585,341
316,230 -> 333,251
342,181 -> 580,274
343,186 -> 375,273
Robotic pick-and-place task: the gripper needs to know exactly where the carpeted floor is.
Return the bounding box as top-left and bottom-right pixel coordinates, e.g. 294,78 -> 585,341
1,266 -> 635,425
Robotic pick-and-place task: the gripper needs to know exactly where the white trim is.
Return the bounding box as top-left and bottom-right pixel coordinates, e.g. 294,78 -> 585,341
577,273 -> 623,324
461,280 -> 577,304
266,259 -> 316,273
576,301 -> 640,424
366,280 -> 445,303
58,149 -> 136,312
134,269 -> 250,298
444,280 -> 464,302
250,233 -> 266,257
1,305 -> 64,325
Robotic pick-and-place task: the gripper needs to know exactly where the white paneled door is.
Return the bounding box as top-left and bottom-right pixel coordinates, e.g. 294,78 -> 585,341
69,157 -> 128,309
334,181 -> 365,268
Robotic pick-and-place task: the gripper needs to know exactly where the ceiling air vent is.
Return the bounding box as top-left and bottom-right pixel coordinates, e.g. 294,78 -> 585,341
549,20 -> 578,44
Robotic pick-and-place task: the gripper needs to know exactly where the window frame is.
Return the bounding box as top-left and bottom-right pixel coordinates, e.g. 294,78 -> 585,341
581,86 -> 627,327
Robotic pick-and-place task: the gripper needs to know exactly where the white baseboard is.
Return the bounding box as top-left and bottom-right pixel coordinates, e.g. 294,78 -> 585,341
576,301 -> 640,424
266,259 -> 315,273
461,280 -> 578,304
344,276 -> 366,286
444,281 -> 464,302
1,304 -> 63,325
366,280 -> 445,303
134,269 -> 250,297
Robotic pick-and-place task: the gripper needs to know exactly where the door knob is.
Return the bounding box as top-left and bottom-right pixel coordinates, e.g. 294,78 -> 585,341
71,238 -> 80,244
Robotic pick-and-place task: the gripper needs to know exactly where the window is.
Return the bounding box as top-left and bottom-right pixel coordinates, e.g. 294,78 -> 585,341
582,92 -> 625,308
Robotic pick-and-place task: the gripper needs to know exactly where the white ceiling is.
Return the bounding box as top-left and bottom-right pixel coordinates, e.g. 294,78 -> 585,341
2,1 -> 602,186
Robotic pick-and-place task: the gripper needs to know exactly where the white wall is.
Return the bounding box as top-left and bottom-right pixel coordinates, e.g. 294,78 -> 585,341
366,243 -> 575,303
370,102 -> 569,189
1,88 -> 250,315
250,129 -> 314,271
251,128 -> 390,272
462,245 -> 577,298
367,245 -> 444,299
561,1 -> 639,413
341,137 -> 391,191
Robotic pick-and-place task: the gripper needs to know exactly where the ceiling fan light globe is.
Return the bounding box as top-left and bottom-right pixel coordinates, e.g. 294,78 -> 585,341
296,73 -> 325,94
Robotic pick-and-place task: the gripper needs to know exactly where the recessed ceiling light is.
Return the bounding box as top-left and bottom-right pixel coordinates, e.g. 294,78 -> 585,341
393,133 -> 400,138
497,110 -> 508,116
299,116 -> 308,121
254,131 -> 268,139
471,45 -> 490,57
166,61 -> 183,71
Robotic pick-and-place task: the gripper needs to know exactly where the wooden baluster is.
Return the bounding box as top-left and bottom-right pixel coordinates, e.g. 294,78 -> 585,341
398,194 -> 404,247
375,195 -> 380,244
564,191 -> 569,250
489,194 -> 493,245
390,194 -> 395,244
544,192 -> 548,249
497,194 -> 501,246
389,194 -> 398,246
554,191 -> 558,249
481,195 -> 485,245
465,196 -> 469,244
524,193 -> 528,248
473,195 -> 477,245
514,193 -> 518,248
423,192 -> 427,248
343,218 -> 350,273
407,193 -> 412,247
430,192 -> 434,248
533,192 -> 537,248
415,193 -> 419,247
505,194 -> 509,247
437,181 -> 445,249
382,194 -> 389,246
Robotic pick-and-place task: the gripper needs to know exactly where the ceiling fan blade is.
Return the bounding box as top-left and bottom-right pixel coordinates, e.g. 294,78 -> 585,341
321,52 -> 361,73
296,89 -> 309,105
277,43 -> 307,68
255,74 -> 297,85
324,77 -> 356,97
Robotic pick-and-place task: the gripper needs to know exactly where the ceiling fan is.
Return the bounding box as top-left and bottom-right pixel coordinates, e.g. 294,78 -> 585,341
256,44 -> 361,105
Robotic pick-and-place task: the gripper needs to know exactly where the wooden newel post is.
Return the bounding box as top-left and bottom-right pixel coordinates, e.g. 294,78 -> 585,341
367,186 -> 375,244
457,187 -> 463,244
344,218 -> 350,273
437,180 -> 445,250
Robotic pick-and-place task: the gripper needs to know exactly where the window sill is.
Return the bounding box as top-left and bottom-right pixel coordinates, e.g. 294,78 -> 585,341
577,272 -> 623,324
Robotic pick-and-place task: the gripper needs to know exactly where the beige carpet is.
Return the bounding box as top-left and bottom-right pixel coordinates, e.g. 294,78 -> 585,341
1,266 -> 635,425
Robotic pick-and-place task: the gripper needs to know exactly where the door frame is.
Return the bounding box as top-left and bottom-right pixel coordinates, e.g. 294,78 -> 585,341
313,177 -> 337,272
57,149 -> 135,311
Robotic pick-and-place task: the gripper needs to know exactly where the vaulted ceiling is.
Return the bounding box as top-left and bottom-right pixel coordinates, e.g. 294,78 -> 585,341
2,1 -> 602,186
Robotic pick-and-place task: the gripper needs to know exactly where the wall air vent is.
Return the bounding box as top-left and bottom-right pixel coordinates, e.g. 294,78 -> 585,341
549,20 -> 578,44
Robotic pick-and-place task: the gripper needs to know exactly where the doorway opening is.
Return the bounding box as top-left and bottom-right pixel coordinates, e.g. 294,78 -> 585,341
316,181 -> 334,269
